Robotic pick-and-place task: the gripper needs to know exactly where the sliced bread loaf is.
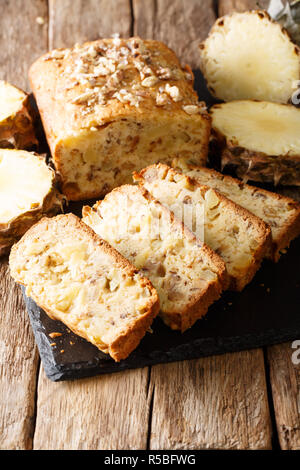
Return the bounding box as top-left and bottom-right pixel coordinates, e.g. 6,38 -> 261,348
82,185 -> 227,332
134,164 -> 272,291
9,214 -> 159,361
172,158 -> 300,262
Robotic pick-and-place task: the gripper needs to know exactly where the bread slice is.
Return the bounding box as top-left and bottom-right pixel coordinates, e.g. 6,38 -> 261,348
0,80 -> 37,149
82,185 -> 227,332
134,164 -> 272,291
9,214 -> 160,361
210,100 -> 300,186
172,158 -> 300,262
200,10 -> 300,103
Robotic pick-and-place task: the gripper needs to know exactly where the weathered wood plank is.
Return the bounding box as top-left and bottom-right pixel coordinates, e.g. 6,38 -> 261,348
0,0 -> 48,449
133,0 -> 217,69
0,261 -> 39,450
218,0 -> 269,16
267,343 -> 300,450
33,367 -> 151,450
0,0 -> 48,91
149,350 -> 272,449
48,0 -> 132,49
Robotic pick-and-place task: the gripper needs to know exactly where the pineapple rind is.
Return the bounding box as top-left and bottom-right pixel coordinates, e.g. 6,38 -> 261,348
0,149 -> 63,255
211,100 -> 300,186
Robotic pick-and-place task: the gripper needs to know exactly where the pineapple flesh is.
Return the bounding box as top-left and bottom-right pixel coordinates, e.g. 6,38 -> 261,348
0,149 -> 63,255
0,80 -> 37,149
200,10 -> 300,103
211,100 -> 300,186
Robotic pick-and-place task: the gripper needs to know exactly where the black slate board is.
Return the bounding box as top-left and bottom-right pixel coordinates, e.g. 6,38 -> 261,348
22,70 -> 300,381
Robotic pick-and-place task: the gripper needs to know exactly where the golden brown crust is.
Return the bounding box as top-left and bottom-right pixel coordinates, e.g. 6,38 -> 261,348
9,214 -> 159,361
135,163 -> 272,292
29,37 -> 210,201
172,160 -> 300,262
84,184 -> 227,332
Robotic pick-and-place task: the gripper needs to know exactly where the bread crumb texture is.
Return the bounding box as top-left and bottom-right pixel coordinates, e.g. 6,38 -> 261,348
9,214 -> 159,361
82,185 -> 226,331
29,37 -> 210,200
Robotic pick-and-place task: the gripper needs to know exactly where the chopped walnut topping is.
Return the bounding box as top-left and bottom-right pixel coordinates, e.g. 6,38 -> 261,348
156,92 -> 169,106
141,76 -> 159,87
182,104 -> 200,114
164,83 -> 182,102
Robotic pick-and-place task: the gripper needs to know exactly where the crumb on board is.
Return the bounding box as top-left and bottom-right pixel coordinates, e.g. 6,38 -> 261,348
49,332 -> 62,339
70,341 -> 75,345
60,349 -> 65,354
50,343 -> 56,347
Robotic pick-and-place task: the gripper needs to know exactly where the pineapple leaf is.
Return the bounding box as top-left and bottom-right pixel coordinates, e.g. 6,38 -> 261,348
268,0 -> 300,44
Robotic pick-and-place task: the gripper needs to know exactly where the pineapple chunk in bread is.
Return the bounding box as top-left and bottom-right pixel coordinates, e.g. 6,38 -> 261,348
29,37 -> 210,201
200,10 -> 300,103
134,164 -> 272,291
82,185 -> 227,332
0,149 -> 63,256
172,158 -> 300,262
211,101 -> 300,186
0,80 -> 37,149
9,214 -> 159,362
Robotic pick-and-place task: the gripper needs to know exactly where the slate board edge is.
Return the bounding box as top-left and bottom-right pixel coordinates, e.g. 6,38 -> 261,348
22,289 -> 300,382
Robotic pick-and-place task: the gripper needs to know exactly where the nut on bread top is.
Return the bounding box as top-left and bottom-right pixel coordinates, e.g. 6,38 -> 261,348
29,37 -> 208,141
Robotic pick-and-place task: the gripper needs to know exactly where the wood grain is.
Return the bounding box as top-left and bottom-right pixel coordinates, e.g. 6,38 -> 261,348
149,351 -> 272,450
0,0 -> 48,449
48,0 -> 132,49
33,367 -> 151,450
0,0 -> 48,91
133,0 -> 217,69
267,343 -> 300,450
218,0 -> 269,16
0,261 -> 39,449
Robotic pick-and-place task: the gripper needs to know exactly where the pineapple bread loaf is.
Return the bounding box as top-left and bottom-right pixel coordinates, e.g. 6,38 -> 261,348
29,37 -> 211,201
172,158 -> 300,262
9,214 -> 159,362
210,101 -> 300,187
0,80 -> 37,149
82,185 -> 227,332
134,164 -> 272,291
0,149 -> 63,256
200,10 -> 300,103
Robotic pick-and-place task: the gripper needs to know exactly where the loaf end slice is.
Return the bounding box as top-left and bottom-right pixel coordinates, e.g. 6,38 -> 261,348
9,214 -> 159,361
134,164 -> 272,291
172,158 -> 300,262
83,184 -> 227,332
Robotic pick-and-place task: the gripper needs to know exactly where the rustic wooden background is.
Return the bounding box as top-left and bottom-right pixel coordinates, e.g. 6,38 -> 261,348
0,0 -> 299,450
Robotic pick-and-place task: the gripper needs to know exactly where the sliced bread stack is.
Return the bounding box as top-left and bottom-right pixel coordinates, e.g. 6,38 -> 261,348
134,163 -> 272,291
172,158 -> 300,262
82,185 -> 227,331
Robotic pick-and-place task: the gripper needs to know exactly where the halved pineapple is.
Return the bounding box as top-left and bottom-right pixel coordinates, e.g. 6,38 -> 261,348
0,80 -> 37,149
200,10 -> 300,103
0,149 -> 64,255
211,100 -> 300,186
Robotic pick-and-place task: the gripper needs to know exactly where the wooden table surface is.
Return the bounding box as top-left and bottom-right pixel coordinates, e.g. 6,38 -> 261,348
0,0 -> 300,451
